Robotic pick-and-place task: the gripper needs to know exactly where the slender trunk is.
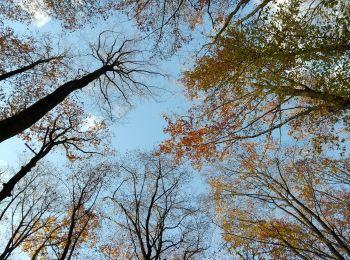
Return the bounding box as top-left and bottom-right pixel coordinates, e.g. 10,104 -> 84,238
59,209 -> 77,260
0,247 -> 14,260
0,144 -> 53,202
59,193 -> 85,260
287,190 -> 350,257
0,57 -> 61,81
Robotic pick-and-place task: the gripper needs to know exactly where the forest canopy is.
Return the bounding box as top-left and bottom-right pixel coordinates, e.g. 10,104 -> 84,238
0,0 -> 349,259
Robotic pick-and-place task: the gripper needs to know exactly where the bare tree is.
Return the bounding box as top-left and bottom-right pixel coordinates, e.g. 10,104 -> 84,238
0,160 -> 111,260
0,32 -> 155,143
31,162 -> 110,260
0,164 -> 59,259
210,145 -> 350,259
106,151 -> 210,260
0,110 -> 107,202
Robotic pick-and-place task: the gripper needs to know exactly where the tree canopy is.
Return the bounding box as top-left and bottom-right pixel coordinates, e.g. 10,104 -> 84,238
0,0 -> 349,259
162,0 -> 350,167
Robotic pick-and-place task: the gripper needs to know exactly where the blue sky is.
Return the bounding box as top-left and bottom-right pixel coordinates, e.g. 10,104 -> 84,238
0,11 -> 216,257
0,11 -> 199,167
0,8 -> 214,208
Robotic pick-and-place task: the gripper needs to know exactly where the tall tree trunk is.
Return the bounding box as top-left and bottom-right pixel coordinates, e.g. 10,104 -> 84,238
0,65 -> 109,143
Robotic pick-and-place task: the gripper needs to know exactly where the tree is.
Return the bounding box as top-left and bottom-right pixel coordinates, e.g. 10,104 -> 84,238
0,104 -> 109,202
1,0 -> 277,49
22,162 -> 109,259
161,0 -> 350,167
0,23 -> 65,83
0,0 -> 296,143
210,143 -> 350,259
0,24 -> 70,121
1,0 -> 265,144
0,0 -> 281,143
117,0 -> 276,53
0,165 -> 57,259
99,239 -> 134,260
0,1 -> 116,29
0,160 -> 110,259
0,32 -> 154,143
105,151 -> 210,260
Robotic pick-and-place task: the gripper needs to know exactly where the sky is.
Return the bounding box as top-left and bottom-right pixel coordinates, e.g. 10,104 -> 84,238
0,6 -> 221,258
1,0 -> 295,169
0,6 -> 216,230
2,3 -> 349,259
0,2 -> 320,259
0,9 -> 199,168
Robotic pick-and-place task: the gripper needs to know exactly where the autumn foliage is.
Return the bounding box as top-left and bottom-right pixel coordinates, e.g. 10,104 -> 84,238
162,0 -> 350,167
0,0 -> 349,259
210,144 -> 350,258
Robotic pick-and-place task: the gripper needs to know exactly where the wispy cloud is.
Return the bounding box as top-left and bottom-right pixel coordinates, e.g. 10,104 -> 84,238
16,0 -> 51,27
33,11 -> 51,27
81,115 -> 104,131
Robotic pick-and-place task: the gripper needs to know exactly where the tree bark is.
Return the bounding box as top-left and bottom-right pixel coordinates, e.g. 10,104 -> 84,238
0,65 -> 109,143
0,144 -> 53,202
